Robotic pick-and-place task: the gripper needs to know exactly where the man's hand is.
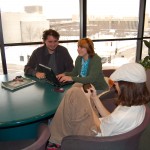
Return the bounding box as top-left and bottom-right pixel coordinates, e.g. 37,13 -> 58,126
35,72 -> 45,79
56,73 -> 65,80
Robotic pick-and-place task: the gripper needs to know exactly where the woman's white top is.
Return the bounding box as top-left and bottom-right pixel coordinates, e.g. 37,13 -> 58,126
97,105 -> 146,137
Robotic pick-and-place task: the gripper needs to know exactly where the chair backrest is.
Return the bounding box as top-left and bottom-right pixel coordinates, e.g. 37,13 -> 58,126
102,69 -> 115,77
146,69 -> 150,93
60,105 -> 150,150
99,88 -> 117,100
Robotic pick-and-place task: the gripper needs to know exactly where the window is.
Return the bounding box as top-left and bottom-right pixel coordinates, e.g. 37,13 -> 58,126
142,0 -> 150,60
87,0 -> 140,68
0,0 -> 79,43
0,0 -> 149,74
4,43 -> 78,74
0,0 -> 79,74
87,0 -> 140,39
94,40 -> 137,69
144,0 -> 150,37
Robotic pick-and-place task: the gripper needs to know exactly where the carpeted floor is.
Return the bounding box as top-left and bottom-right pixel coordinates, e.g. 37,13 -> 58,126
0,139 -> 35,150
139,124 -> 150,150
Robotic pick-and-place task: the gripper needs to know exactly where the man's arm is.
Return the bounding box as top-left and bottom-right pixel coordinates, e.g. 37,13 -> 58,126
24,50 -> 38,76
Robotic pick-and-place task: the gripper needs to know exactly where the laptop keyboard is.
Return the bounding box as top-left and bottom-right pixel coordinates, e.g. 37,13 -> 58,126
38,78 -> 74,87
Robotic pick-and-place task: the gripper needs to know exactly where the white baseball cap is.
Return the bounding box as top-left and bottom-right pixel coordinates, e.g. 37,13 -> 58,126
110,63 -> 146,83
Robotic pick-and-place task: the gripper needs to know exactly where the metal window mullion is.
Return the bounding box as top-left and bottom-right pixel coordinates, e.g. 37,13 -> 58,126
80,0 -> 87,38
0,10 -> 7,74
136,0 -> 146,62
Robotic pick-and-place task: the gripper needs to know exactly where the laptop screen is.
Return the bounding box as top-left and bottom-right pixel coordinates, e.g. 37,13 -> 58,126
39,64 -> 74,87
38,64 -> 61,86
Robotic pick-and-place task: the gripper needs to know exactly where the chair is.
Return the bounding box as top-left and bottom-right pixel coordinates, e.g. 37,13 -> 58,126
146,69 -> 150,93
102,69 -> 115,77
98,86 -> 117,99
0,123 -> 50,150
22,123 -> 50,150
60,104 -> 150,150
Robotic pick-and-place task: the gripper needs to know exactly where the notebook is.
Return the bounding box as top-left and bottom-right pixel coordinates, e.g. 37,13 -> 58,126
39,64 -> 74,87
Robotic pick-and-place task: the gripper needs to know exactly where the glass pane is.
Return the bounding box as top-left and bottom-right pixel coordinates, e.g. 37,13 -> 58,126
94,40 -> 137,69
142,0 -> 150,61
5,45 -> 39,74
144,0 -> 150,37
61,43 -> 78,63
0,0 -> 79,43
5,43 -> 78,74
87,0 -> 140,39
141,41 -> 149,60
4,39 -> 137,73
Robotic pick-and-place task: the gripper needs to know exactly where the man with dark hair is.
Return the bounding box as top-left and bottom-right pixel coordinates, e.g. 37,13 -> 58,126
24,29 -> 74,79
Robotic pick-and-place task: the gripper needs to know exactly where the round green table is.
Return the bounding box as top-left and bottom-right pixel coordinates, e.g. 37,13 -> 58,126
0,73 -> 71,141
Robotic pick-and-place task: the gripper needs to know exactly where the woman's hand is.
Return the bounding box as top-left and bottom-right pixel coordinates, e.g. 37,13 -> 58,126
89,84 -> 97,98
82,84 -> 97,101
89,84 -> 110,117
59,76 -> 73,82
35,72 -> 45,79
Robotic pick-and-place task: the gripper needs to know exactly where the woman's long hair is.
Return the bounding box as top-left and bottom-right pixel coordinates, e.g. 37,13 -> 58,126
116,81 -> 150,106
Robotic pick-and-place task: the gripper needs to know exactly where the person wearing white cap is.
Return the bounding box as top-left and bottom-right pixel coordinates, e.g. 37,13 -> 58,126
89,62 -> 150,137
47,63 -> 150,149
